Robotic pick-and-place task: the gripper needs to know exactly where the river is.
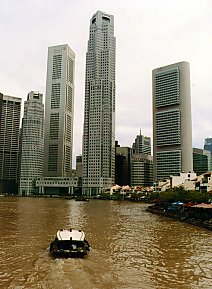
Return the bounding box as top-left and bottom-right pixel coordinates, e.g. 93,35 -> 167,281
0,196 -> 211,289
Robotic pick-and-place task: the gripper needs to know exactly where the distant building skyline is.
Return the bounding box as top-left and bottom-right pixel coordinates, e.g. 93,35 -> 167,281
204,138 -> 212,155
82,11 -> 116,194
193,147 -> 211,176
44,44 -> 75,177
19,91 -> 44,195
152,61 -> 193,182
204,138 -> 212,171
132,130 -> 151,155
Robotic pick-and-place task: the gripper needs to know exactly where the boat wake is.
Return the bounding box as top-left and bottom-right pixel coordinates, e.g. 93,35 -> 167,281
8,248 -> 121,289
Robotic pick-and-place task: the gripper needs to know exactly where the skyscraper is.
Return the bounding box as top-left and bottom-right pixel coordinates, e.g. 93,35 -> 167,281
82,11 -> 116,194
132,130 -> 151,155
115,142 -> 132,186
19,91 -> 44,195
44,44 -> 75,177
131,153 -> 153,187
204,138 -> 212,155
152,61 -> 193,182
204,138 -> 212,170
193,148 -> 211,176
0,93 -> 21,194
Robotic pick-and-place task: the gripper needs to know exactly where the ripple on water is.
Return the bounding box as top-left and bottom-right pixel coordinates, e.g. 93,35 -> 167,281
0,198 -> 212,289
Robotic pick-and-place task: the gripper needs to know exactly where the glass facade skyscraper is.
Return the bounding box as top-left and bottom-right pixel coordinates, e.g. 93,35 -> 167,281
204,138 -> 212,154
82,11 -> 116,194
132,131 -> 151,155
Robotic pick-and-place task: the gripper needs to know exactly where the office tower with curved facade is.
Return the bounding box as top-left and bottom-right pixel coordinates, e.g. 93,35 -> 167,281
19,91 -> 44,195
152,61 -> 193,182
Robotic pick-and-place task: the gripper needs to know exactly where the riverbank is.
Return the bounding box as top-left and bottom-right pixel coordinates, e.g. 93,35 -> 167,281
147,204 -> 212,231
1,193 -> 153,202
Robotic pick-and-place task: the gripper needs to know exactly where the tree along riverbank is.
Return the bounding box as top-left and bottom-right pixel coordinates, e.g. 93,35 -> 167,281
146,186 -> 212,231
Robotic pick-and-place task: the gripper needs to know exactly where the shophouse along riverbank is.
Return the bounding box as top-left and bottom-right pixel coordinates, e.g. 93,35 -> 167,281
147,202 -> 212,231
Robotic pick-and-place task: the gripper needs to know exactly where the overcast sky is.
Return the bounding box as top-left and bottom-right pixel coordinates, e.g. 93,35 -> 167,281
0,0 -> 211,167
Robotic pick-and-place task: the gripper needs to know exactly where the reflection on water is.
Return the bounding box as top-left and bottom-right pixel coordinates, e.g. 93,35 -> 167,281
0,197 -> 211,289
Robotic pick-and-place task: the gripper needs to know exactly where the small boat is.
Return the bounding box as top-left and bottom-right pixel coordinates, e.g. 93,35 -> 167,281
50,229 -> 90,257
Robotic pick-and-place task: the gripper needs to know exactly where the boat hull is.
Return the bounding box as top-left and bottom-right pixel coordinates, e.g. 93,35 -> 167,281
50,240 -> 89,258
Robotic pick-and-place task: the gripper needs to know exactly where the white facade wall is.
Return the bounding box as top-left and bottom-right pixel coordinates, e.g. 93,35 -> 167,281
170,172 -> 196,190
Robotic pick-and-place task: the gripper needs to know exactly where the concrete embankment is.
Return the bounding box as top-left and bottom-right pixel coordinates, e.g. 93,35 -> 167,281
146,205 -> 212,231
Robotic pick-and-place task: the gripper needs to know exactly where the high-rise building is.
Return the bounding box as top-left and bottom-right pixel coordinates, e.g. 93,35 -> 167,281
82,11 -> 116,195
44,44 -> 75,177
76,155 -> 83,177
204,138 -> 212,170
204,138 -> 212,154
0,93 -> 21,194
131,153 -> 153,187
19,91 -> 44,195
193,148 -> 211,176
132,130 -> 151,155
152,61 -> 193,182
115,142 -> 132,186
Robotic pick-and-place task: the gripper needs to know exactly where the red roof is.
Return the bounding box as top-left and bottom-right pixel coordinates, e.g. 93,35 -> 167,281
192,203 -> 212,209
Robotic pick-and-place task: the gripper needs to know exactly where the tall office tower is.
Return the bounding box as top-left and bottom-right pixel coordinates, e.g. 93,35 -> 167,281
19,91 -> 44,195
44,44 -> 75,177
152,61 -> 193,182
132,130 -> 151,155
204,138 -> 212,154
76,155 -> 83,177
204,138 -> 212,170
115,142 -> 132,186
82,11 -> 116,195
0,93 -> 21,194
131,153 -> 153,187
193,148 -> 211,176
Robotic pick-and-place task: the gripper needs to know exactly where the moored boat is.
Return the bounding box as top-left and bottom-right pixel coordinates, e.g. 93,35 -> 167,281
50,229 -> 90,257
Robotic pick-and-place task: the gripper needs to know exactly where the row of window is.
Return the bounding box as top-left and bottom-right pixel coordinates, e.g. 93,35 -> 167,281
51,83 -> 60,109
156,109 -> 181,146
52,54 -> 62,80
155,69 -> 180,108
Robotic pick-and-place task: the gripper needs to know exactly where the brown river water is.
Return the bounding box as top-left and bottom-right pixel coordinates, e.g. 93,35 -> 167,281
0,196 -> 211,289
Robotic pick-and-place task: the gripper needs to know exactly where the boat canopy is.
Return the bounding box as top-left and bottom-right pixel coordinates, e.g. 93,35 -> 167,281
56,229 -> 85,241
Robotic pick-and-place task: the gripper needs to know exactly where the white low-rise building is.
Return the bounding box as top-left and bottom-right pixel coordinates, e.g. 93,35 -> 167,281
195,172 -> 212,192
154,172 -> 197,192
36,177 -> 79,195
170,172 -> 197,190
